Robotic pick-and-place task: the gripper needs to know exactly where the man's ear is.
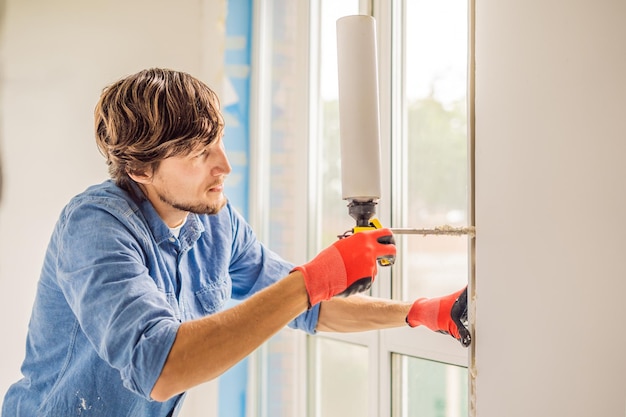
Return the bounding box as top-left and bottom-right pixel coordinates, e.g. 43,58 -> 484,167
126,166 -> 153,185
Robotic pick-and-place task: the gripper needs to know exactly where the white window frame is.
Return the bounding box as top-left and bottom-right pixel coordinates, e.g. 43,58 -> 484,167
248,0 -> 475,415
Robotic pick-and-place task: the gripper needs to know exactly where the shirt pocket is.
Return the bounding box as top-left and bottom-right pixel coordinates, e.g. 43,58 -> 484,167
194,274 -> 232,315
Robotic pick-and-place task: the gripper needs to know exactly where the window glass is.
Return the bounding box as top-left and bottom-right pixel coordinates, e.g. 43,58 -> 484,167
267,0 -> 308,261
312,338 -> 369,417
402,236 -> 469,299
263,331 -> 301,417
256,1 -> 312,416
392,354 -> 468,417
400,0 -> 469,300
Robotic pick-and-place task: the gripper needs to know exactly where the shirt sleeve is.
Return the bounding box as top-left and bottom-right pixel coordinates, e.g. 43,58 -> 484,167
225,205 -> 320,334
54,198 -> 180,399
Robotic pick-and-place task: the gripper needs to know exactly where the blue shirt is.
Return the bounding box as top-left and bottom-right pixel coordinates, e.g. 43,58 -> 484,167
2,180 -> 319,417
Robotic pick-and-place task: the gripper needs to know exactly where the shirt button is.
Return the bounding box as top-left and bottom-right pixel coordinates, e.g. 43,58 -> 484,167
169,237 -> 176,242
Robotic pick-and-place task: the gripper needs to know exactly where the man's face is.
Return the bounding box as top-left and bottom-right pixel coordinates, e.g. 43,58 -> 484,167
142,136 -> 232,221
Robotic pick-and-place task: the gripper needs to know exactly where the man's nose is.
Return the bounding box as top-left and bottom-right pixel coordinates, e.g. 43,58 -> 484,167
211,146 -> 232,176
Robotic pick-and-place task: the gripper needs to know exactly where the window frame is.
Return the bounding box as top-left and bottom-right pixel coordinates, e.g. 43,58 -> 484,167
248,0 -> 475,415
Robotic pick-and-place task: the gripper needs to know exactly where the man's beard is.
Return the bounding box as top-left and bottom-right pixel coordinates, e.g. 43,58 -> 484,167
157,191 -> 227,215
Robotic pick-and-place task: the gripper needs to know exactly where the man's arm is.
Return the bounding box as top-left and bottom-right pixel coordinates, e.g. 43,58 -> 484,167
151,227 -> 396,402
317,295 -> 411,333
317,288 -> 471,347
151,271 -> 309,402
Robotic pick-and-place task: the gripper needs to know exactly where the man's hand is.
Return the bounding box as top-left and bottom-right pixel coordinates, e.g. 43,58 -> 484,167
293,228 -> 396,306
407,286 -> 471,347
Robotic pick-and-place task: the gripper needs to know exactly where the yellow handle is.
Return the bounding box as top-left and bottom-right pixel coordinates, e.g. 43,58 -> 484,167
353,218 -> 394,266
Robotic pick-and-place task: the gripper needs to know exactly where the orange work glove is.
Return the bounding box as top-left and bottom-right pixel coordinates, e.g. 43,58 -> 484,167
293,228 -> 396,306
407,286 -> 471,347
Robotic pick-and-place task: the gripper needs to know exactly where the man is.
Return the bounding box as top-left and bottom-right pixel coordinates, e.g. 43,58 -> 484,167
2,68 -> 469,417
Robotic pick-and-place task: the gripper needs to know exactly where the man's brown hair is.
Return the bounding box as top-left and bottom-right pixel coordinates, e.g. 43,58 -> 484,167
94,68 -> 224,191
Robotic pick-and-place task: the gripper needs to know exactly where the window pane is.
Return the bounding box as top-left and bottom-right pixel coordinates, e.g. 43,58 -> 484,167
319,0 -> 360,247
392,354 -> 468,417
266,0 -> 308,261
403,236 -> 468,299
401,0 -> 469,300
263,331 -> 301,417
312,338 -> 369,417
256,2 -> 311,416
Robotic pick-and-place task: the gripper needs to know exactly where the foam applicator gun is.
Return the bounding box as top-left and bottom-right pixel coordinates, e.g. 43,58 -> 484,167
336,15 -> 470,346
336,15 -> 393,265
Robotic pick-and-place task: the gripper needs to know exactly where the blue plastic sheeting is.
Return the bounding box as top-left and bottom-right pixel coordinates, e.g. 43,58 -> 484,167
222,0 -> 252,221
218,0 -> 252,416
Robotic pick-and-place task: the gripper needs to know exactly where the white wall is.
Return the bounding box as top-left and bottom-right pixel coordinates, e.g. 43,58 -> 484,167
474,1 -> 626,416
0,0 -> 225,414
